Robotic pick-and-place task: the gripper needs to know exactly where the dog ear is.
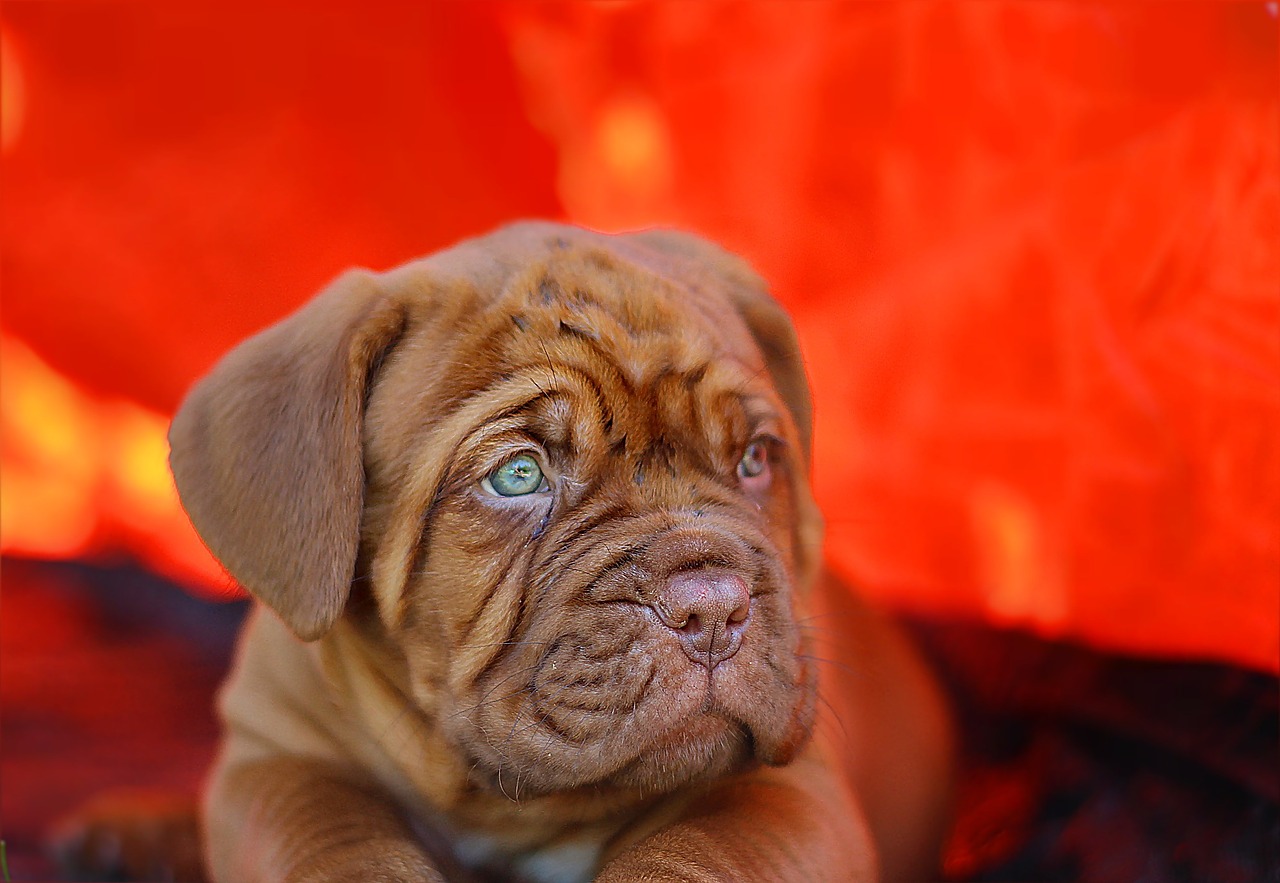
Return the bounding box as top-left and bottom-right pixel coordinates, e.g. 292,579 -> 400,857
625,229 -> 824,582
625,230 -> 814,463
169,271 -> 406,641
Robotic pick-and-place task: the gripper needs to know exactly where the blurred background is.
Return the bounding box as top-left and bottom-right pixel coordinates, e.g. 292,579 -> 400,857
2,2 -> 1277,880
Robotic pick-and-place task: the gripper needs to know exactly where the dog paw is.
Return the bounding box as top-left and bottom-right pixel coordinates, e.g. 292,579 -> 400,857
48,790 -> 205,882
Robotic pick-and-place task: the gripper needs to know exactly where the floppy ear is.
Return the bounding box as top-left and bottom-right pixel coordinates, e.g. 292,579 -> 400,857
169,271 -> 406,641
625,230 -> 814,463
625,229 -> 824,582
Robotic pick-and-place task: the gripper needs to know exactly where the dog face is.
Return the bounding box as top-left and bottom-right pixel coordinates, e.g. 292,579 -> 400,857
170,223 -> 823,801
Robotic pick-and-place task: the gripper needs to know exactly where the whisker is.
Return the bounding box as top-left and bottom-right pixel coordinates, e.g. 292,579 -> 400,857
797,653 -> 864,679
446,663 -> 541,722
372,703 -> 415,750
815,688 -> 852,749
796,610 -> 860,625
464,638 -> 553,650
454,682 -> 537,721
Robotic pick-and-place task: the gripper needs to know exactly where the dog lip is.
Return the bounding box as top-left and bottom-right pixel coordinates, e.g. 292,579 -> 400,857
643,709 -> 739,753
601,711 -> 750,788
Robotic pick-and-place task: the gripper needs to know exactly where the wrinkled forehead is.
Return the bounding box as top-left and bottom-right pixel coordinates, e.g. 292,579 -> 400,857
402,226 -> 759,352
506,249 -> 777,450
394,235 -> 764,389
368,232 -> 779,467
499,245 -> 752,375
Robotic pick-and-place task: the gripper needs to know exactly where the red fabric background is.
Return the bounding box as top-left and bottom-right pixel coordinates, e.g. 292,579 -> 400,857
2,2 -> 1276,671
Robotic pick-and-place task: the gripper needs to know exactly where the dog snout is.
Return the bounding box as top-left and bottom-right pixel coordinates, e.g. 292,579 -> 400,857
655,569 -> 751,667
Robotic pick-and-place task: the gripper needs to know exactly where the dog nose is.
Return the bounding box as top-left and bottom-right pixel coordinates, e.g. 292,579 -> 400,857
655,569 -> 751,668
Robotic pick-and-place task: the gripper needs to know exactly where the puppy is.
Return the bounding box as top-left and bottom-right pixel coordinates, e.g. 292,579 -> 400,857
168,223 -> 952,882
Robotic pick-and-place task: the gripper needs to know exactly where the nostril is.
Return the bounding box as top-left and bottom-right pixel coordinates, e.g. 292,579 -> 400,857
654,569 -> 753,666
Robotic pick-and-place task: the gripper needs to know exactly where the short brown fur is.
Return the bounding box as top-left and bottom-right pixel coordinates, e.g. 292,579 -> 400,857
167,223 -> 952,882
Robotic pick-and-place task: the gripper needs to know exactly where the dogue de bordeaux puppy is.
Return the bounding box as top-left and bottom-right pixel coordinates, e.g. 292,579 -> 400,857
165,223 -> 952,882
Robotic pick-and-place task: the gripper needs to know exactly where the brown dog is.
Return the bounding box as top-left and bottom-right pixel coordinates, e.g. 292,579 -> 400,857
164,223 -> 952,882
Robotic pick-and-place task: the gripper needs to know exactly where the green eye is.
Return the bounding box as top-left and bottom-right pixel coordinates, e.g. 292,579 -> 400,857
484,454 -> 547,497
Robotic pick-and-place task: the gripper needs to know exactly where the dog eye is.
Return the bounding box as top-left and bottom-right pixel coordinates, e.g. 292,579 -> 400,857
738,440 -> 770,480
482,454 -> 548,497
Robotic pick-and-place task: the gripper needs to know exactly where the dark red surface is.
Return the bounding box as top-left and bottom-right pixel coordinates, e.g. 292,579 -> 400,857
0,559 -> 244,881
922,621 -> 1280,881
2,558 -> 1275,882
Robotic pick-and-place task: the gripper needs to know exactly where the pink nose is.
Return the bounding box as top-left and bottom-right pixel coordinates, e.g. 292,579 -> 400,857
654,569 -> 751,668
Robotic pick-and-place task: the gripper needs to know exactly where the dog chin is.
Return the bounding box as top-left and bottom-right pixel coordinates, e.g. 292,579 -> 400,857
608,712 -> 753,793
463,668 -> 814,800
470,711 -> 753,800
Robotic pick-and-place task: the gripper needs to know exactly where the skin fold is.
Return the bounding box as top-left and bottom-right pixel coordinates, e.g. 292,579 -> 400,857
161,223 -> 953,882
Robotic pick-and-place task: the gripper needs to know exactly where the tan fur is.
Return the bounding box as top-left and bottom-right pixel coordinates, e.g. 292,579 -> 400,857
170,223 -> 953,882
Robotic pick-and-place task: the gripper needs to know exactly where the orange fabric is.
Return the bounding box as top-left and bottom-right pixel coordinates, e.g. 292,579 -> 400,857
2,2 -> 1276,670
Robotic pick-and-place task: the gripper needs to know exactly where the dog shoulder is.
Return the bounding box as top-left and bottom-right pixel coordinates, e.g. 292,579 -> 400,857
215,606 -> 350,765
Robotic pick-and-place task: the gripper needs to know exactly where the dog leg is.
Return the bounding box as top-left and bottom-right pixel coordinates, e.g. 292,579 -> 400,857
595,757 -> 877,883
204,756 -> 467,883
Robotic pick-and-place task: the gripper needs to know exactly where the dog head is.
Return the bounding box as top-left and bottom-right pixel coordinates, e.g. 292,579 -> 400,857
170,223 -> 823,799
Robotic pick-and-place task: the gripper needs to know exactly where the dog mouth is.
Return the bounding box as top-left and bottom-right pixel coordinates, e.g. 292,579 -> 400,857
454,618 -> 815,799
463,686 -> 754,799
